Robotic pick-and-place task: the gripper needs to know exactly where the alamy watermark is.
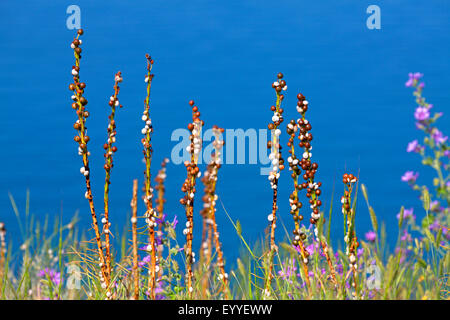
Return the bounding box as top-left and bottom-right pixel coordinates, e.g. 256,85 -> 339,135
66,263 -> 82,290
366,5 -> 381,30
170,128 -> 280,175
365,264 -> 381,290
66,5 -> 81,30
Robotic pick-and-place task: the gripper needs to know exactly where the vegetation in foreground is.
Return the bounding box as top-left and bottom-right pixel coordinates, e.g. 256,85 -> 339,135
0,31 -> 448,300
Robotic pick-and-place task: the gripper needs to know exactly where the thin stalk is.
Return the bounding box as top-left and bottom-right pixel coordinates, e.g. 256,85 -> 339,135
0,222 -> 6,292
155,158 -> 169,279
131,179 -> 139,300
69,29 -> 110,293
180,100 -> 203,297
141,54 -> 156,299
103,71 -> 123,284
264,73 -> 287,297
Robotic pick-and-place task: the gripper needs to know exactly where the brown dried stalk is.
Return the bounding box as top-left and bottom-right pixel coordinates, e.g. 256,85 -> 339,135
180,100 -> 203,297
141,54 -> 157,299
200,150 -> 214,297
200,179 -> 213,298
295,92 -> 338,286
199,203 -> 213,268
0,222 -> 6,290
341,173 -> 359,298
286,113 -> 311,290
205,126 -> 229,298
102,71 -> 123,281
264,73 -> 287,297
130,179 -> 139,300
155,158 -> 169,279
69,29 -> 110,294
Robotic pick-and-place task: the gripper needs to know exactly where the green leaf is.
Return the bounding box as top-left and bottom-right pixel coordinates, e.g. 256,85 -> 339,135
236,219 -> 242,237
398,206 -> 404,229
417,258 -> 427,269
422,157 -> 433,166
422,187 -> 430,211
279,242 -> 298,256
433,178 -> 440,187
237,258 -> 246,278
421,215 -> 434,229
436,228 -> 442,248
361,184 -> 369,203
369,206 -> 378,233
424,229 -> 435,246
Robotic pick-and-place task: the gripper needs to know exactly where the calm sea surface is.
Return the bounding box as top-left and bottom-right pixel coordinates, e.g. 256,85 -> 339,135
0,1 -> 449,260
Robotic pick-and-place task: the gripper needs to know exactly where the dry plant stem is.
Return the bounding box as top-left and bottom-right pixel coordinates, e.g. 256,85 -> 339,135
155,159 -> 169,279
264,73 -> 286,296
131,179 -> 139,300
199,217 -> 213,298
69,30 -> 110,291
180,100 -> 203,297
202,126 -> 228,298
295,93 -> 337,286
341,174 -> 359,298
141,54 -> 156,299
103,71 -> 123,280
199,218 -> 212,265
200,166 -> 214,297
286,123 -> 311,290
199,217 -> 211,297
320,241 -> 337,285
0,222 -> 6,290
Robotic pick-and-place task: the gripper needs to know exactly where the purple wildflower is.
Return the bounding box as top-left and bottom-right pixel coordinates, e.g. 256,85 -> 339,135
278,259 -> 298,283
397,207 -> 415,220
429,220 -> 440,232
431,128 -> 448,145
365,231 -> 377,242
414,106 -> 430,121
155,214 -> 166,225
401,171 -> 419,183
405,72 -> 423,87
357,248 -> 364,259
172,215 -> 178,229
335,263 -> 343,275
37,268 -> 62,286
305,244 -> 314,256
305,242 -> 323,257
400,230 -> 412,242
138,255 -> 151,268
406,140 -> 422,153
395,247 -> 409,264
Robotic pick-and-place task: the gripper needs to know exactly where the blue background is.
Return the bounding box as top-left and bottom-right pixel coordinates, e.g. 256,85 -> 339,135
0,0 -> 449,259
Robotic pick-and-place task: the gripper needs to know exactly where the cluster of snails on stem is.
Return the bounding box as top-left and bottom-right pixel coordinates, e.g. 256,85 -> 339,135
200,126 -> 229,298
0,222 -> 6,290
295,92 -> 338,285
286,95 -> 312,289
341,173 -> 359,298
102,71 -> 123,284
130,179 -> 139,300
155,158 -> 169,278
140,54 -> 158,299
264,72 -> 287,297
69,29 -> 112,297
200,168 -> 213,296
180,100 -> 204,296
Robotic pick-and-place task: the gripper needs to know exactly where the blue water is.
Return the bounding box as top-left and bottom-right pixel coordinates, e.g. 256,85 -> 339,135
0,1 -> 449,260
